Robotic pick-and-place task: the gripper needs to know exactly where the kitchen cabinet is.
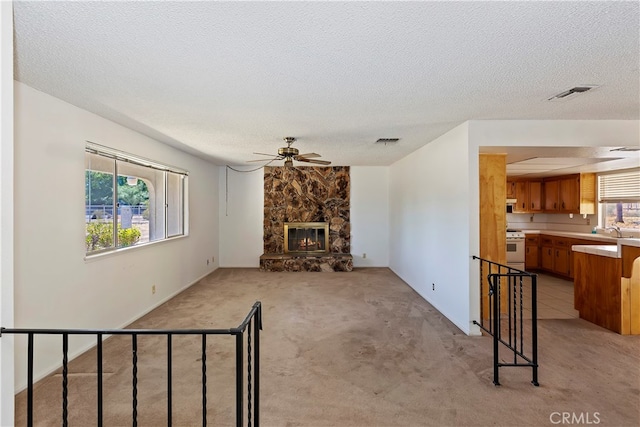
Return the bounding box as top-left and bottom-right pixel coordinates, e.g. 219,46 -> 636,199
538,234 -> 606,279
541,237 -> 555,271
512,180 -> 543,213
543,173 -> 595,214
529,181 -> 543,212
525,235 -> 539,270
539,235 -> 572,278
559,176 -> 579,213
506,180 -> 516,199
543,179 -> 560,212
553,237 -> 572,277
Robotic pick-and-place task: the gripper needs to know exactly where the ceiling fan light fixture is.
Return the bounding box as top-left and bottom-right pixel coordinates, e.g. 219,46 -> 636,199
284,158 -> 293,168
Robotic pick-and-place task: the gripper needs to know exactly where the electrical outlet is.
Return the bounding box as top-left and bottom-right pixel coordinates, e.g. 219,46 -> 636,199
207,258 -> 210,265
363,253 -> 367,259
530,215 -> 534,222
586,218 -> 591,225
432,283 -> 435,291
212,256 -> 215,263
152,285 -> 156,294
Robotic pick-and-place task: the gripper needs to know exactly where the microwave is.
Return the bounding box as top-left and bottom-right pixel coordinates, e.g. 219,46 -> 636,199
506,198 -> 517,213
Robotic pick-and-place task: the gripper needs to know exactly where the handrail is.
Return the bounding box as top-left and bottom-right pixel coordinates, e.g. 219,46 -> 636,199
472,256 -> 539,386
2,301 -> 262,427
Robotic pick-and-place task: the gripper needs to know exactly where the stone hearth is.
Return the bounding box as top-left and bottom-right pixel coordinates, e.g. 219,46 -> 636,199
259,253 -> 353,272
261,166 -> 352,272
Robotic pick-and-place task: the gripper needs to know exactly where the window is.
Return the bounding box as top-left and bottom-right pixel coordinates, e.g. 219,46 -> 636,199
85,143 -> 188,255
598,169 -> 640,230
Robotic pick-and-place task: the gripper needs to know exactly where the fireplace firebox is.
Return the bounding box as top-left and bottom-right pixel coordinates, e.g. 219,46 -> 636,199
284,222 -> 329,254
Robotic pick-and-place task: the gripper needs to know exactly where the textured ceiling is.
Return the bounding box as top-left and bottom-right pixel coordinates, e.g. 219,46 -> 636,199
12,1 -> 640,166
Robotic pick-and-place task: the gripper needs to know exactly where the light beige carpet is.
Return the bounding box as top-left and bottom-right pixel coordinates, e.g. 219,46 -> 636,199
15,268 -> 640,426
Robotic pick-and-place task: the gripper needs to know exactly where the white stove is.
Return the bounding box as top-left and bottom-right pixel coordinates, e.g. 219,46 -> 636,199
506,229 -> 526,239
506,229 -> 526,270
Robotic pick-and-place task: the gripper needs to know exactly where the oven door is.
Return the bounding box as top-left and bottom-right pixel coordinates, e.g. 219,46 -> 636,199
506,239 -> 525,263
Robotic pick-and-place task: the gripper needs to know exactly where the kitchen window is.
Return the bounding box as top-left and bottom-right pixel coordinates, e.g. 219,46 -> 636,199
85,143 -> 188,256
598,169 -> 640,231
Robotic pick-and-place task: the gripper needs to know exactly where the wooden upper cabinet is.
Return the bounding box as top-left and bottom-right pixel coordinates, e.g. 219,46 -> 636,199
508,179 -> 545,213
578,173 -> 596,215
544,179 -> 560,212
559,176 -> 579,213
542,173 -> 595,214
513,181 -> 528,212
528,180 -> 543,212
508,173 -> 595,215
506,180 -> 516,199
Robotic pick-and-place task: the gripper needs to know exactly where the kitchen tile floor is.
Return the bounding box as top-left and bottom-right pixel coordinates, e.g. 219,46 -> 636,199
521,272 -> 579,319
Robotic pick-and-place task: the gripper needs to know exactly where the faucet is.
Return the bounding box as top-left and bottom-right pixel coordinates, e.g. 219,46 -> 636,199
606,224 -> 623,238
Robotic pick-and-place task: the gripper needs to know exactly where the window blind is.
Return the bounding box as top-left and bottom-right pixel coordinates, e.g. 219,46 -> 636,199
598,170 -> 640,202
86,141 -> 188,176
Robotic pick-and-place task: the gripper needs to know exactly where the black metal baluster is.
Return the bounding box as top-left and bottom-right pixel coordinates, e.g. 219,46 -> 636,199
247,323 -> 252,427
511,275 -> 516,362
491,274 -> 500,386
254,307 -> 261,427
202,334 -> 207,427
62,333 -> 68,427
519,276 -> 524,357
479,259 -> 484,326
27,332 -> 34,427
132,334 -> 138,427
167,334 -> 172,427
531,275 -> 540,386
97,333 -> 103,427
236,332 -> 243,427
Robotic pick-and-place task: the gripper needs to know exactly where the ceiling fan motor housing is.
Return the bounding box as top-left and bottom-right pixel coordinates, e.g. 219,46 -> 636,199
278,146 -> 299,157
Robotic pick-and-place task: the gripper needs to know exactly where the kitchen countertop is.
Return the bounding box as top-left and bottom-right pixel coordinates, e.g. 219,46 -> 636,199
522,229 -> 640,258
572,244 -> 619,258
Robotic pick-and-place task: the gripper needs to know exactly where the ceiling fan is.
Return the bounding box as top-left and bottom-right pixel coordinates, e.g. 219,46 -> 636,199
249,137 -> 331,167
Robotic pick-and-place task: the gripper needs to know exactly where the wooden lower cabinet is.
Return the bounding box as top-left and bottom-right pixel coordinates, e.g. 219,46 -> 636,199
574,252 -> 623,333
525,234 -> 539,270
525,245 -> 539,270
554,247 -> 571,277
537,234 -> 605,279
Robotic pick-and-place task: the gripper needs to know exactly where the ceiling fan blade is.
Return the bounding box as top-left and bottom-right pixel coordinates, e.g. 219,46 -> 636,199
253,152 -> 278,157
247,158 -> 278,163
296,158 -> 331,165
295,153 -> 321,159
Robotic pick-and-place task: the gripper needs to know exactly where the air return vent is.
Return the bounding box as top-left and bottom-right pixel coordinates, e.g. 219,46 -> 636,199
547,85 -> 600,101
375,138 -> 400,145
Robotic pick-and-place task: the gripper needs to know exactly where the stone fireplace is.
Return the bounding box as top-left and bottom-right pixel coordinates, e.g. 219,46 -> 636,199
260,166 -> 353,272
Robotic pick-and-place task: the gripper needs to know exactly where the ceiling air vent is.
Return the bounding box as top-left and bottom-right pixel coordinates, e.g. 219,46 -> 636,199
610,147 -> 640,152
547,85 -> 600,101
375,138 -> 400,145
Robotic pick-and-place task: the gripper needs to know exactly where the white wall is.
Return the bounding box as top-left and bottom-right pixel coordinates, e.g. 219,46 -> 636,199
388,119 -> 640,337
389,122 -> 476,334
351,167 -> 389,267
219,166 -> 264,267
470,120 -> 640,148
0,1 -> 15,423
218,166 -> 392,268
12,82 -> 220,391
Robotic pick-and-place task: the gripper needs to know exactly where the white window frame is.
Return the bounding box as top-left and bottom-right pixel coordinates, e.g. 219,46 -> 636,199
597,168 -> 640,232
85,142 -> 188,257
